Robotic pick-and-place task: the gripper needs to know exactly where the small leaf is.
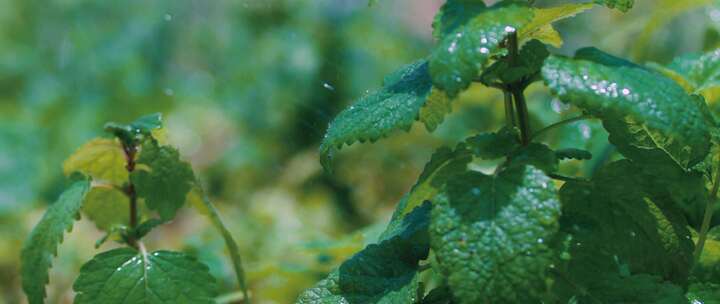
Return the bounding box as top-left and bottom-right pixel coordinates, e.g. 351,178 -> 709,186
542,49 -> 713,168
63,138 -> 127,185
297,202 -> 432,304
104,113 -> 163,144
509,143 -> 559,174
431,0 -> 487,41
429,4 -> 534,97
519,3 -> 594,47
663,49 -> 720,104
73,248 -> 218,303
320,60 -> 447,170
479,39 -> 549,87
465,127 -> 519,159
21,180 -> 91,304
131,141 -> 195,221
82,187 -> 129,231
419,88 -> 453,132
430,164 -> 561,303
555,148 -> 592,160
595,0 -> 634,12
132,218 -> 165,240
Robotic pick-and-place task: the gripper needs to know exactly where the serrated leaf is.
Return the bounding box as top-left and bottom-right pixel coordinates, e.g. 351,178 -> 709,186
595,0 -> 634,12
555,148 -> 592,160
558,160 -> 695,287
429,4 -> 534,97
320,60 -> 448,170
664,49 -> 720,104
296,202 -> 431,304
82,187 -> 129,231
542,49 -> 713,168
131,141 -> 195,221
419,88 -> 453,132
519,3 -> 594,47
399,143 -> 472,216
431,0 -> 487,41
509,143 -> 559,174
430,165 -> 561,303
73,247 -> 218,303
21,180 -> 91,304
63,138 -> 127,185
465,127 -> 519,159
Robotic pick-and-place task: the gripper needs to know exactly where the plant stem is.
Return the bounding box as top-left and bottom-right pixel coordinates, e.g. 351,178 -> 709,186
504,91 -> 516,128
694,158 -> 720,261
505,31 -> 531,145
531,115 -> 592,141
122,142 -> 139,247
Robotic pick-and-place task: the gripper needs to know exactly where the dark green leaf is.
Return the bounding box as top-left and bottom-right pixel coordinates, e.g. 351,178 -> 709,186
479,39 -> 549,87
687,282 -> 720,304
430,164 -> 561,303
555,148 -> 592,160
508,143 -> 559,174
296,202 -> 432,304
464,127 -> 519,159
431,0 -> 487,41
320,60 -> 450,170
542,49 -> 713,168
104,113 -> 163,144
73,248 -> 218,303
21,180 -> 91,304
132,218 -> 164,240
131,141 -> 195,221
429,4 -> 534,97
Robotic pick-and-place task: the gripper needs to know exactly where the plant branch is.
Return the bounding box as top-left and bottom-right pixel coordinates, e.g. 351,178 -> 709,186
694,157 -> 720,261
504,91 -> 516,128
505,31 -> 531,145
531,115 -> 592,141
122,142 -> 139,247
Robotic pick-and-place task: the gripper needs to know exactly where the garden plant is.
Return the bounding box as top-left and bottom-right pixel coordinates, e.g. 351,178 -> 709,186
18,0 -> 720,303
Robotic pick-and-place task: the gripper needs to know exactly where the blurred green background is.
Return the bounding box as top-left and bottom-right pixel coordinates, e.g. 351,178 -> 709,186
1,0 -> 719,303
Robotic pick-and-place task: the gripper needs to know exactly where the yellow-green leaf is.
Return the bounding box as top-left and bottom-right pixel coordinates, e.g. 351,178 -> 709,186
63,138 -> 127,185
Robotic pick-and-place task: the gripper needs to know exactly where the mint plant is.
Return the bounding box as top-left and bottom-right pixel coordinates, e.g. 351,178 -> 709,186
20,114 -> 249,304
301,0 -> 720,303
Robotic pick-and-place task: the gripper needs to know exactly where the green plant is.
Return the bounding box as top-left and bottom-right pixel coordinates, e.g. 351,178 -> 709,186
20,114 -> 249,304
300,0 -> 720,303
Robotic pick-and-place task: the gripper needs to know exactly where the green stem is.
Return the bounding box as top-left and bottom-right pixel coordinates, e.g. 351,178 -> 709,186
531,115 -> 592,141
694,158 -> 720,261
122,142 -> 139,247
504,91 -> 516,128
512,90 -> 531,145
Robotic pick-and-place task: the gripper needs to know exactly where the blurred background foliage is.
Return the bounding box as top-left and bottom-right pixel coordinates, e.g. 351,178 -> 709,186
1,0 -> 720,303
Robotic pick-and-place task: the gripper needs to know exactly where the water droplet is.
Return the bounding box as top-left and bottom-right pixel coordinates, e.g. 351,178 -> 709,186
116,267 -> 122,271
622,88 -> 631,96
454,76 -> 462,83
582,75 -> 589,80
504,26 -> 516,33
164,14 -> 172,21
322,82 -> 335,91
164,88 -> 174,96
480,38 -> 488,44
448,41 -> 458,53
537,238 -> 544,244
629,231 -> 636,237
551,99 -> 569,113
471,187 -> 481,195
478,47 -> 489,54
579,123 -> 591,139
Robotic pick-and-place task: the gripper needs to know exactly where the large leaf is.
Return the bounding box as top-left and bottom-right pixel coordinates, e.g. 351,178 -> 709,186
82,187 -> 129,231
296,202 -> 432,304
21,180 -> 91,304
429,4 -> 533,97
63,138 -> 127,185
555,160 -> 695,301
542,48 -> 713,168
73,247 -> 218,303
430,164 -> 561,303
431,0 -> 487,41
130,141 -> 195,221
319,60 -> 449,170
663,49 -> 720,104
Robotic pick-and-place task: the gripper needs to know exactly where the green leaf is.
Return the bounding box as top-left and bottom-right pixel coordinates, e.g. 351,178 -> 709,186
320,60 -> 449,170
82,187 -> 129,231
131,141 -> 195,221
21,180 -> 91,304
664,49 -> 720,104
519,3 -> 594,48
694,236 -> 720,282
555,148 -> 592,160
595,0 -> 634,12
508,143 -> 559,174
557,160 -> 695,288
465,127 -> 519,159
429,4 -> 533,97
430,164 -> 561,303
431,0 -> 487,41
479,39 -> 549,87
557,273 -> 687,303
104,113 -> 163,144
419,88 -> 453,132
296,202 -> 431,304
542,49 -> 713,168
73,247 -> 218,303
399,143 -> 472,216
63,138 -> 127,185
